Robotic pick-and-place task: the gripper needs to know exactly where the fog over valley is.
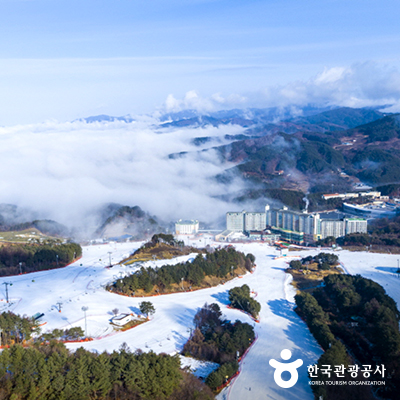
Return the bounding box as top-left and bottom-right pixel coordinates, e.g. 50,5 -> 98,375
0,117 -> 252,235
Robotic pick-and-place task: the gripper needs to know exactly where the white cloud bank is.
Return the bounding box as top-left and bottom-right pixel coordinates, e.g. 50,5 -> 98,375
163,90 -> 247,114
0,118 -> 247,231
161,62 -> 400,113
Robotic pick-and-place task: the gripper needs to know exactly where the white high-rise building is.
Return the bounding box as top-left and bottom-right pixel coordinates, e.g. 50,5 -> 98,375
226,211 -> 245,231
244,212 -> 267,231
265,205 -> 319,235
345,218 -> 367,235
319,219 -> 345,239
225,204 -> 367,243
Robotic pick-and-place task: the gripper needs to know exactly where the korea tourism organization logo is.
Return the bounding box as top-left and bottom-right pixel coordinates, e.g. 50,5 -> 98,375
308,363 -> 387,387
269,349 -> 387,389
269,349 -> 303,388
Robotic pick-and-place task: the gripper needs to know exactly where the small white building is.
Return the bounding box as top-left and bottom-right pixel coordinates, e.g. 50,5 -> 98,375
175,219 -> 199,235
111,313 -> 135,326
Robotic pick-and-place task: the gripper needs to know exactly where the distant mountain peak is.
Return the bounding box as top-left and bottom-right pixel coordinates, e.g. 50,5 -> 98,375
95,204 -> 166,240
75,114 -> 135,124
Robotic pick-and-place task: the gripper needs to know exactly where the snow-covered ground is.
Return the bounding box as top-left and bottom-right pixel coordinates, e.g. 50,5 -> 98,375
285,247 -> 400,308
340,250 -> 400,307
180,356 -> 219,379
0,241 -> 398,400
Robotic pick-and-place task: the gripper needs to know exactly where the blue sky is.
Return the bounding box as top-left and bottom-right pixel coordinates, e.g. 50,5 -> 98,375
1,0 -> 400,124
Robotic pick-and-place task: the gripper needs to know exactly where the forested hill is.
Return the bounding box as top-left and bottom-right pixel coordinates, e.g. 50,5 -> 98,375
0,242 -> 82,277
0,219 -> 70,237
0,343 -> 214,400
160,106 -> 386,131
210,112 -> 400,200
107,245 -> 255,296
95,204 -> 166,240
286,106 -> 386,132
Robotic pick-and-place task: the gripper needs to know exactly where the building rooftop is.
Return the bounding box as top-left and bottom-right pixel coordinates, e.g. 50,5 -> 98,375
345,202 -> 399,211
319,211 -> 347,220
176,219 -> 199,225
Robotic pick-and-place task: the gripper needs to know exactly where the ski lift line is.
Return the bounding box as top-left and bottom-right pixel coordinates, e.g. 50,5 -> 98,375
0,297 -> 22,310
58,313 -> 113,330
99,320 -> 148,339
66,317 -> 150,341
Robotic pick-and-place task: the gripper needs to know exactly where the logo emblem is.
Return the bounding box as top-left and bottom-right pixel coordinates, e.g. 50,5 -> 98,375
269,349 -> 303,388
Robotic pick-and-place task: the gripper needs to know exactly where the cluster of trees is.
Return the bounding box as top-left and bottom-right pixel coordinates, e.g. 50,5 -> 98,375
0,343 -> 214,400
332,215 -> 400,248
338,232 -> 400,248
310,341 -> 375,400
296,274 -> 400,398
236,188 -> 307,211
126,233 -> 196,263
108,247 -> 255,295
0,312 -> 87,346
289,252 -> 339,271
130,234 -> 185,258
322,275 -> 400,362
38,327 -> 85,342
183,303 -> 254,391
228,284 -> 260,318
144,234 -> 183,248
371,214 -> 400,234
0,312 -> 38,346
295,292 -> 335,350
316,236 -> 337,247
205,361 -> 238,391
139,301 -> 156,318
0,242 -> 82,277
376,183 -> 400,197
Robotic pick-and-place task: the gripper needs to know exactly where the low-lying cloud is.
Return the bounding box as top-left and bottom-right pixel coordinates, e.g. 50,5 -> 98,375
0,118 -> 247,233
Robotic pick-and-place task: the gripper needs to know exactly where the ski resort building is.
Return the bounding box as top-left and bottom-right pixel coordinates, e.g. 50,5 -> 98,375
319,218 -> 345,239
175,219 -> 199,235
343,201 -> 400,218
226,211 -> 245,231
111,313 -> 135,326
345,218 -> 368,234
226,207 -> 269,232
244,212 -> 267,231
321,191 -> 381,200
225,204 -> 367,244
265,205 -> 320,243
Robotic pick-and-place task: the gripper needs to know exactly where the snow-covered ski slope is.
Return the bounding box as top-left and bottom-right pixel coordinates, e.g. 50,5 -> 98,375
1,241 -> 399,400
